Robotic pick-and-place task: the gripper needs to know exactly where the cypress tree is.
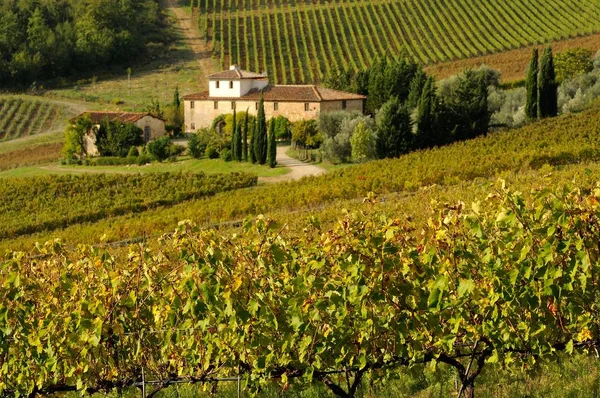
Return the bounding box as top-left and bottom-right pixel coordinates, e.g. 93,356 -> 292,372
407,69 -> 427,109
249,117 -> 256,164
235,122 -> 242,161
415,77 -> 437,149
242,109 -> 249,161
267,119 -> 277,168
231,106 -> 237,160
538,47 -> 558,118
375,96 -> 412,159
173,86 -> 181,110
525,48 -> 538,120
255,94 -> 268,164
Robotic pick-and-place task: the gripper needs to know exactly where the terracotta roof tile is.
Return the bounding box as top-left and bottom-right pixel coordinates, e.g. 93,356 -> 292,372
72,111 -> 162,124
182,85 -> 366,102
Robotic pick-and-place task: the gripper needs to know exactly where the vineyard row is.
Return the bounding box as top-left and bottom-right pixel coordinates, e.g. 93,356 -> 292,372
193,0 -> 600,83
0,98 -> 62,141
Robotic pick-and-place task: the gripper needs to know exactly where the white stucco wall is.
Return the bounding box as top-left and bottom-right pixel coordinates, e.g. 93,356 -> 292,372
208,79 -> 269,98
209,80 -> 241,97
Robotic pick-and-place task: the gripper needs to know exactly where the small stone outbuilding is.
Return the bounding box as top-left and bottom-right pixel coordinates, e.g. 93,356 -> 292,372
73,111 -> 166,156
182,65 -> 366,131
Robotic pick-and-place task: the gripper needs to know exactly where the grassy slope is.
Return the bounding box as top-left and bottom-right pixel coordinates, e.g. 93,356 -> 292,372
0,156 -> 290,178
4,102 -> 600,251
41,4 -> 216,110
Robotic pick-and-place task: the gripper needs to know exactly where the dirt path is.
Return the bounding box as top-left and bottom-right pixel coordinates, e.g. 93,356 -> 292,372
162,0 -> 217,83
260,146 -> 326,183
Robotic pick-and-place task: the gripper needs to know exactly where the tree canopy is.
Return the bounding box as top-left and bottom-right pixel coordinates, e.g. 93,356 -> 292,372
0,0 -> 168,86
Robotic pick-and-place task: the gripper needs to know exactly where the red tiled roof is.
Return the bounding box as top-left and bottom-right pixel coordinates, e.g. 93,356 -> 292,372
71,111 -> 162,124
182,85 -> 366,102
207,69 -> 267,80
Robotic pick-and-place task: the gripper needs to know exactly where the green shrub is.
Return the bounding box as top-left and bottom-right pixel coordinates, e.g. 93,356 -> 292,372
206,146 -> 219,159
127,146 -> 140,158
147,137 -> 173,162
220,148 -> 232,162
187,133 -> 205,158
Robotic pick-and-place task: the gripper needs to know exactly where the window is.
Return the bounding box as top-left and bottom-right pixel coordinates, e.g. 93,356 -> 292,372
190,101 -> 195,109
274,102 -> 279,111
231,101 -> 235,109
229,81 -> 234,89
304,103 -> 310,112
144,126 -> 151,142
255,102 -> 259,110
342,100 -> 347,110
214,101 -> 219,110
190,123 -> 195,130
216,81 -> 220,88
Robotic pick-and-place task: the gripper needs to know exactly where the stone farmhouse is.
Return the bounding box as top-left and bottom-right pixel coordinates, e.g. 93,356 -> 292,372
182,65 -> 366,131
72,111 -> 166,156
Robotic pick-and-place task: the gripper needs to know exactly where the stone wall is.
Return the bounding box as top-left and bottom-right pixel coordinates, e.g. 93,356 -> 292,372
184,99 -> 364,131
135,116 -> 166,141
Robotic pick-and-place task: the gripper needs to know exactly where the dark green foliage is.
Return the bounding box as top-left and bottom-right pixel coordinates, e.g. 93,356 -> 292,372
231,106 -> 238,160
415,77 -> 438,149
267,119 -> 277,168
407,68 -> 427,109
0,0 -> 169,86
375,97 -> 413,158
249,117 -> 256,164
187,133 -> 204,159
173,87 -> 181,110
95,119 -> 144,157
254,94 -> 268,165
147,136 -> 182,162
235,121 -> 243,161
526,49 -> 539,120
323,57 -> 420,115
206,146 -> 219,159
440,70 -> 490,141
538,47 -> 558,119
243,110 -> 249,161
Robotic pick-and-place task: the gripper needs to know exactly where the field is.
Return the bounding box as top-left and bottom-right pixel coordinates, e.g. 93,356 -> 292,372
0,97 -> 75,142
0,155 -> 291,178
0,172 -> 257,241
196,0 -> 600,83
4,100 -> 600,252
4,131 -> 600,396
425,32 -> 600,82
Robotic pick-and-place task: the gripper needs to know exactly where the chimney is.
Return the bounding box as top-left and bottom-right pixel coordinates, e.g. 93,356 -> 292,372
229,65 -> 239,71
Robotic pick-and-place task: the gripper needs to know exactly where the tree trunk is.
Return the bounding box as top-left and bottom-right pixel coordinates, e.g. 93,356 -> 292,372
462,381 -> 475,398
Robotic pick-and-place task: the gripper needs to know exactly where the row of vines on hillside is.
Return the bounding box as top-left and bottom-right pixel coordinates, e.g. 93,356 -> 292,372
0,172 -> 257,240
3,105 -> 600,247
193,0 -> 600,83
0,99 -> 63,141
2,181 -> 600,397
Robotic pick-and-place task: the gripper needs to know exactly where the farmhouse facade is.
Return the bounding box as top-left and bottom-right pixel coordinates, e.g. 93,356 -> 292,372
73,111 -> 166,156
182,65 -> 366,131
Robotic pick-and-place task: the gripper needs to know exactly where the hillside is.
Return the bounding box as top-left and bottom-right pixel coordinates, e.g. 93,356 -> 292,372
197,0 -> 600,83
3,101 -> 600,251
0,97 -> 72,142
0,96 -> 83,171
4,102 -> 600,398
